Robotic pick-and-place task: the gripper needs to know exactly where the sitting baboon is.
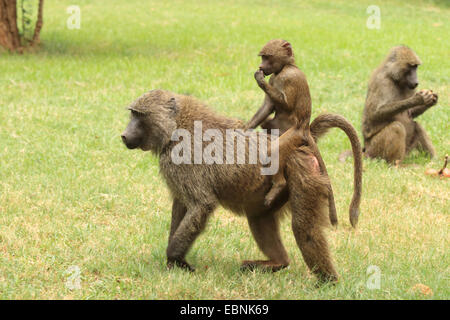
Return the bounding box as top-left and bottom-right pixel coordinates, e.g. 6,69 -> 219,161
121,89 -> 344,282
363,46 -> 438,163
246,39 -> 362,227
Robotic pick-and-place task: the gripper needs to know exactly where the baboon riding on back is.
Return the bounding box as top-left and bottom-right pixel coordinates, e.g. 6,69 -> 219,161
120,40 -> 366,283
122,84 -> 364,283
122,89 -> 361,282
246,39 -> 363,227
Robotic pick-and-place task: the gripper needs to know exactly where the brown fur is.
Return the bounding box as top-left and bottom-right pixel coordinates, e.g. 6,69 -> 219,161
310,114 -> 363,227
122,89 -> 339,282
246,39 -> 362,227
363,46 -> 438,163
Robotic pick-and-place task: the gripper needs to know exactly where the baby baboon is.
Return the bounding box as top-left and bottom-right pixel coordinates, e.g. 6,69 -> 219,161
250,39 -> 318,209
363,46 -> 438,163
122,89 -> 339,282
246,39 -> 362,227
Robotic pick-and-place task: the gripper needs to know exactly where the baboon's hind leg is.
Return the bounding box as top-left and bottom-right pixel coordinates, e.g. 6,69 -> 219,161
414,122 -> 436,158
242,212 -> 290,272
365,121 -> 406,163
287,149 -> 339,283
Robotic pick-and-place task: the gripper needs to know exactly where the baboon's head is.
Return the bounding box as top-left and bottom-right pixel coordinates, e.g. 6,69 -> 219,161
121,90 -> 178,152
384,46 -> 422,90
258,39 -> 295,76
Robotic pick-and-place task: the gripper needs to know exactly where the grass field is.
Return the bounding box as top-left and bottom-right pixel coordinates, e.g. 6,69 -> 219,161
0,0 -> 449,299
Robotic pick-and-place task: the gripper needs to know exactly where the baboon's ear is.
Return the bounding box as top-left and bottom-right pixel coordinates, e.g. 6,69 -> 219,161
282,42 -> 293,57
167,97 -> 178,115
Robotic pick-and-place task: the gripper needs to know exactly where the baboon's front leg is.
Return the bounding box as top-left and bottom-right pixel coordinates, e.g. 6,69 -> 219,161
168,198 -> 187,245
409,90 -> 438,118
254,70 -> 289,110
166,203 -> 215,272
370,92 -> 426,122
245,94 -> 274,130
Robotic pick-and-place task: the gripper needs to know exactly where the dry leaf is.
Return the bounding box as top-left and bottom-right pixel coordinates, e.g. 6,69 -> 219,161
410,283 -> 433,296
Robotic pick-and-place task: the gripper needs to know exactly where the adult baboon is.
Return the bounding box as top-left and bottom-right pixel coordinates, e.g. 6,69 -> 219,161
246,39 -> 362,227
363,46 -> 438,163
121,89 -> 339,282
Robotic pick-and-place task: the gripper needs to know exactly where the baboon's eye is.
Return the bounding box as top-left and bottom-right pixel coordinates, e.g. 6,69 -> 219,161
131,110 -> 144,117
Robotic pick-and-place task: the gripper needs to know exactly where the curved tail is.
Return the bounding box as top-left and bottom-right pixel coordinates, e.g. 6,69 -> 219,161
310,114 -> 363,227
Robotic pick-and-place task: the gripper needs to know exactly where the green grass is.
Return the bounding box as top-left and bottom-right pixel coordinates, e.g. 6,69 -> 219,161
0,0 -> 449,299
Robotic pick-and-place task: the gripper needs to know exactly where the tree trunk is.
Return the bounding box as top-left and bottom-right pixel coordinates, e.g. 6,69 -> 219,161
0,0 -> 21,51
31,0 -> 43,46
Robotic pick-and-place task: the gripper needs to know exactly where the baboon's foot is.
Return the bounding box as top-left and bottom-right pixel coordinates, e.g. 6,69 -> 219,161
167,258 -> 195,272
313,271 -> 339,286
264,193 -> 277,207
349,208 -> 359,228
264,182 -> 286,207
240,260 -> 288,273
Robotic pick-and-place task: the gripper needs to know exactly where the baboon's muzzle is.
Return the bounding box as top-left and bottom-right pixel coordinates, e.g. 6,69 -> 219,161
121,134 -> 140,149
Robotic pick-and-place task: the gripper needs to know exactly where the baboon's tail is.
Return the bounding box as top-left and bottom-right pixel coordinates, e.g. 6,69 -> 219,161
310,114 -> 362,227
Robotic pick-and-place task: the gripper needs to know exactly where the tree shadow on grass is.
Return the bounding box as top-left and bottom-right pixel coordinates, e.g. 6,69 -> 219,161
430,0 -> 449,7
33,31 -> 171,58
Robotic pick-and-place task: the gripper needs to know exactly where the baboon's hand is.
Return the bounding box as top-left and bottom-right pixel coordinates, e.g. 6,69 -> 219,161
432,93 -> 438,106
413,90 -> 426,105
254,69 -> 266,88
418,89 -> 437,106
428,91 -> 438,106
